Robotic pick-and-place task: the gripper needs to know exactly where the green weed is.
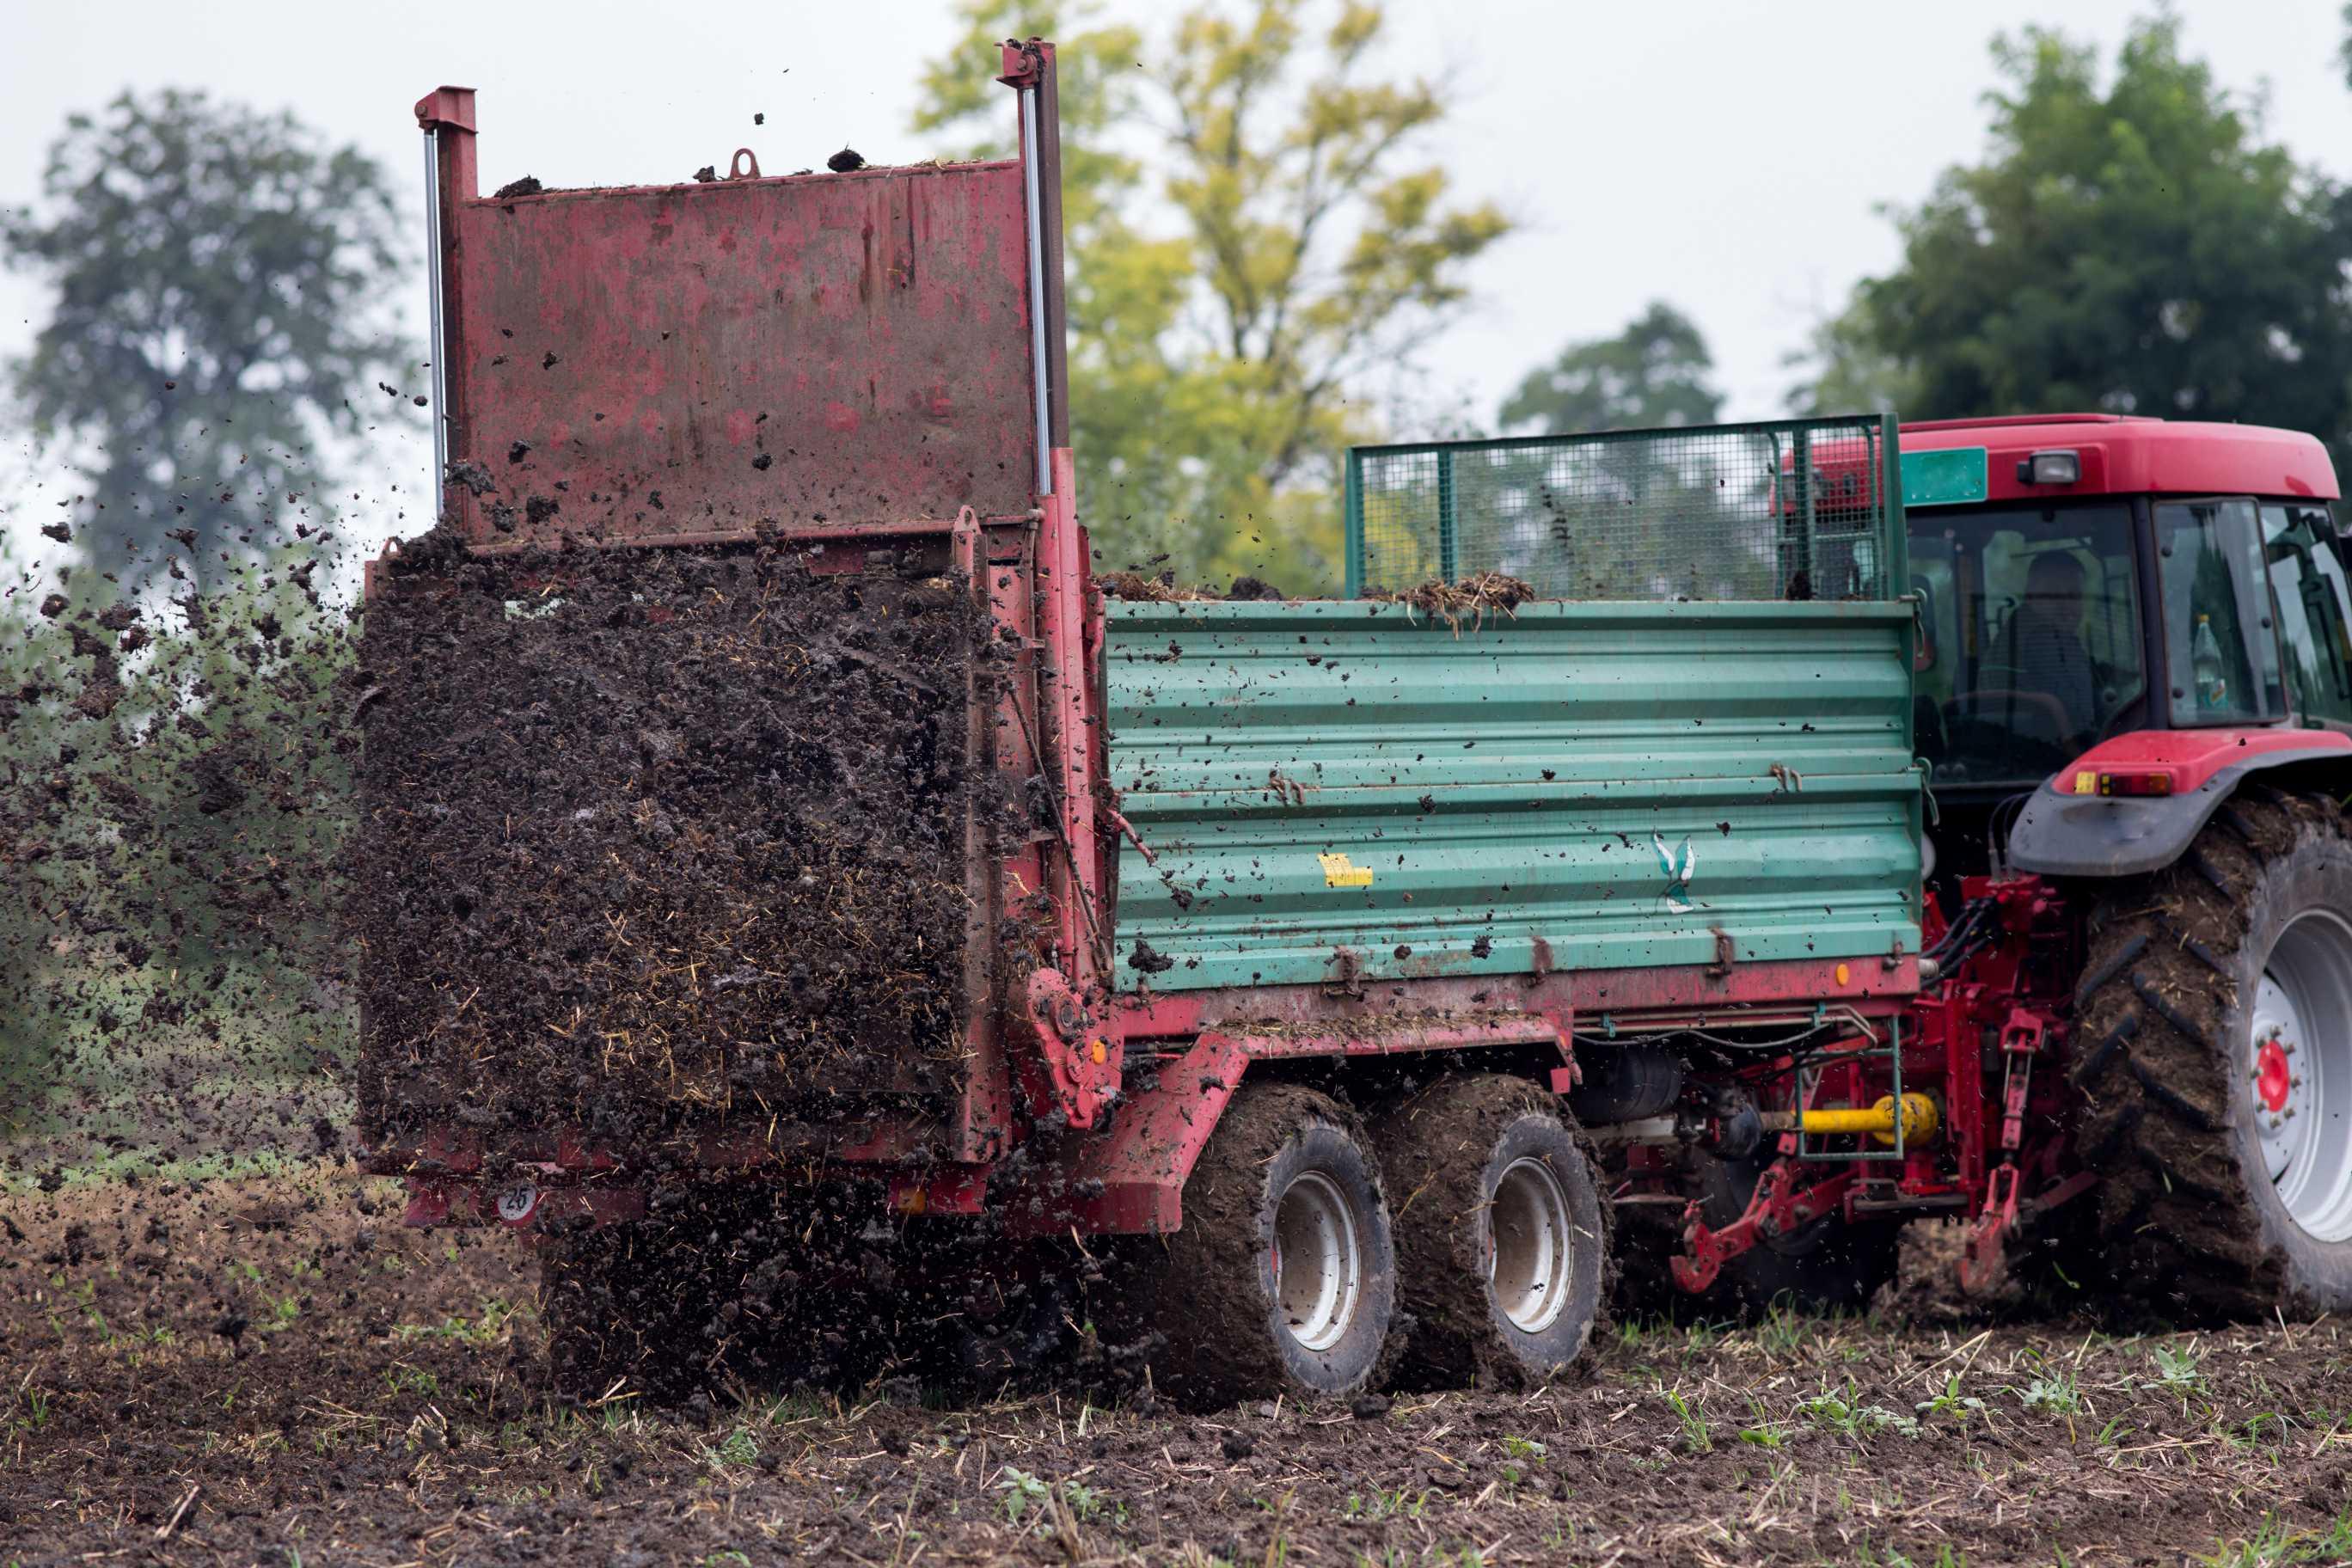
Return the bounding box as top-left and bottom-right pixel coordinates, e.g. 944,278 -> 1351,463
1753,1296 -> 1818,1356
702,1426 -> 759,1469
1342,1487 -> 1427,1521
997,1467 -> 1049,1528
380,1364 -> 438,1398
1662,1387 -> 1712,1453
1795,1381 -> 1920,1440
1914,1375 -> 1986,1424
2153,1343 -> 2208,1400
2018,1370 -> 2079,1416
2195,1509 -> 2352,1566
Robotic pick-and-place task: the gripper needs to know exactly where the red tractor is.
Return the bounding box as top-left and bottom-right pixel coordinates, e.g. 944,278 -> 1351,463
1617,414 -> 2352,1319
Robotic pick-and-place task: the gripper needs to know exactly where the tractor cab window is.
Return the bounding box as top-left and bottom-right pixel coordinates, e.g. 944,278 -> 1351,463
2262,502 -> 2352,727
1910,503 -> 2144,787
2155,499 -> 2283,726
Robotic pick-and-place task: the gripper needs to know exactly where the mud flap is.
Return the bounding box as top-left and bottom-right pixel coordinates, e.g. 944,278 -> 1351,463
1001,1032 -> 1248,1237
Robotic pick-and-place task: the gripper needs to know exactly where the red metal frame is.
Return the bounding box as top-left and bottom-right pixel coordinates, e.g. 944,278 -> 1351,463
1118,953 -> 1919,1042
1620,873 -> 2091,1295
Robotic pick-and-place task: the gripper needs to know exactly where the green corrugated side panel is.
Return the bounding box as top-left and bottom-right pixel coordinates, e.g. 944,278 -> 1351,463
1105,598 -> 1921,995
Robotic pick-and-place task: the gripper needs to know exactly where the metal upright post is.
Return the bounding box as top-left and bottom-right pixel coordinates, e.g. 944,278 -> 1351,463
1437,450 -> 1459,584
1016,83 -> 1053,497
420,129 -> 446,511
412,86 -> 476,530
1343,450 -> 1363,599
1792,427 -> 1816,594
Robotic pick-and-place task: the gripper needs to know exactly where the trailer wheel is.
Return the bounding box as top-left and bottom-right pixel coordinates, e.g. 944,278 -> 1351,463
1373,1075 -> 1609,1389
2073,789 -> 2352,1318
1119,1082 -> 1396,1409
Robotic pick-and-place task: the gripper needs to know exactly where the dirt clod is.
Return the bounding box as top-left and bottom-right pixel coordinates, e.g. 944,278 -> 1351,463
1382,571 -> 1534,632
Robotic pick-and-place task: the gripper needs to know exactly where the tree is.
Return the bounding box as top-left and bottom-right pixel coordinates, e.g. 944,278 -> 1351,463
1793,15 -> 2352,467
1782,300 -> 1917,419
915,2 -> 1510,591
1456,304 -> 1770,602
3,89 -> 413,591
1499,302 -> 1722,434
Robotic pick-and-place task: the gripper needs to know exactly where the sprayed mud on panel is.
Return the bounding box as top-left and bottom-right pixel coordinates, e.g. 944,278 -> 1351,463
1103,597 -> 1923,995
352,537 -> 1009,1161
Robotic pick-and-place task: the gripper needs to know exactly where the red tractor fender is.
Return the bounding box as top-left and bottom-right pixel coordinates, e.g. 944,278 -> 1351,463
2006,727 -> 2352,878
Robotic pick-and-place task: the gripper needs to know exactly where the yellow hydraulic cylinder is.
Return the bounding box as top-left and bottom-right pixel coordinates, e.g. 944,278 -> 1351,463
1798,1093 -> 1939,1147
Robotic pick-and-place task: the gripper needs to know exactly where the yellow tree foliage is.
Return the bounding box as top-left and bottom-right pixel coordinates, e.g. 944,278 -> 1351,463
916,1 -> 1508,593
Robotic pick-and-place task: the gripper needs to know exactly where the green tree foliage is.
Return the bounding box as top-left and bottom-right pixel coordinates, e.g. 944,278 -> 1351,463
1499,302 -> 1723,434
1792,15 -> 2352,465
2,89 -> 413,591
916,1 -> 1509,592
1782,302 -> 1918,419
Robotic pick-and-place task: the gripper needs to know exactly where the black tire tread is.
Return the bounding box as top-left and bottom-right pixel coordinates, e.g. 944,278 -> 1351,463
1375,1075 -> 1613,1389
1124,1082 -> 1392,1409
2070,791 -> 2333,1319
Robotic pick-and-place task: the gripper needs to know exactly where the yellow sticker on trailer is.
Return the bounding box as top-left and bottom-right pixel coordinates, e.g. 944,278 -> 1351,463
1319,852 -> 1374,888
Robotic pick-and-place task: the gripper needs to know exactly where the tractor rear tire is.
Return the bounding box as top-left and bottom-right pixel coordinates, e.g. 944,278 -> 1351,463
2073,789 -> 2352,1318
1373,1075 -> 1610,1390
1113,1082 -> 1396,1410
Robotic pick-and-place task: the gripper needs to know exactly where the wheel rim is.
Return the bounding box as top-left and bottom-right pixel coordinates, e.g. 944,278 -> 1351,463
1486,1156 -> 1573,1333
1271,1171 -> 1361,1353
2252,909 -> 2352,1242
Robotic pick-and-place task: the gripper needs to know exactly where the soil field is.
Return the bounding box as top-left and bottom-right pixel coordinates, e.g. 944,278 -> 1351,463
7,1173 -> 2352,1566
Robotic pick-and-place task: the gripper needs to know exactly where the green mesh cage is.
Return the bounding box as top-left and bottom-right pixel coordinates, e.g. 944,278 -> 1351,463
1344,415 -> 1907,602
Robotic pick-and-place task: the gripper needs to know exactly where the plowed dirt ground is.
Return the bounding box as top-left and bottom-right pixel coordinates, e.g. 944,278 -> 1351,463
5,1171 -> 2351,1567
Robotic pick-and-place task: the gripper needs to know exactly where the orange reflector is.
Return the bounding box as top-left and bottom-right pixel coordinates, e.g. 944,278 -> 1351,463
1834,963 -> 1850,985
2070,768 -> 2174,797
1089,1038 -> 1107,1065
2100,769 -> 2173,796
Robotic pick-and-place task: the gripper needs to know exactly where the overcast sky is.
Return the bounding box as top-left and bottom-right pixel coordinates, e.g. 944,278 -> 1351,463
2,0 -> 2346,545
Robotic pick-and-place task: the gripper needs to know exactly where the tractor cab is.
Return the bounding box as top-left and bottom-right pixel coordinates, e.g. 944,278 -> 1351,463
1872,417 -> 2347,878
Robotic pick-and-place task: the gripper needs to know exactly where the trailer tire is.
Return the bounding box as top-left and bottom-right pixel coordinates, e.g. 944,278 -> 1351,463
1118,1082 -> 1396,1410
2073,789 -> 2352,1319
1373,1075 -> 1610,1389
